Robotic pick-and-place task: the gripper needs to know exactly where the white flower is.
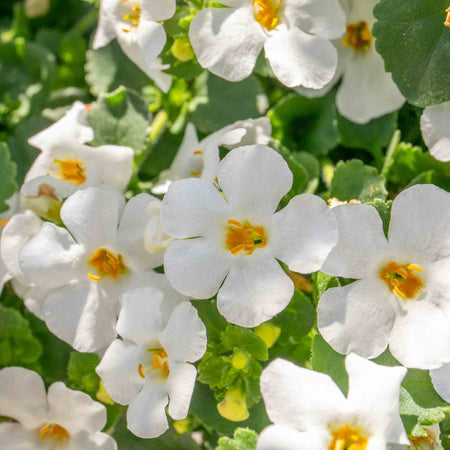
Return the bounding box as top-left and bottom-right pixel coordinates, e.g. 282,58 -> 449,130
151,118 -> 272,195
96,287 -> 206,438
421,102 -> 450,162
317,184 -> 450,369
18,187 -> 182,352
144,200 -> 173,254
93,0 -> 175,92
189,0 -> 346,89
0,366 -> 117,450
258,354 -> 408,449
161,145 -> 337,327
295,0 -> 405,124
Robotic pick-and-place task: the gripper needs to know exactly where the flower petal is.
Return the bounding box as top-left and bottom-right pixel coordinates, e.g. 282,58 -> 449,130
430,363 -> 450,402
217,256 -> 294,327
96,339 -> 146,405
321,203 -> 388,278
317,279 -> 396,359
47,382 -> 107,433
189,7 -> 265,82
388,184 -> 450,262
421,102 -> 450,162
218,145 -> 292,216
273,194 -> 338,274
0,367 -> 48,430
264,28 -> 337,89
141,0 -> 175,21
257,424 -> 328,450
161,178 -> 229,239
165,362 -> 197,420
70,431 -> 118,450
127,384 -> 169,439
0,423 -> 40,450
164,237 -> 231,299
93,0 -> 118,49
43,281 -> 118,352
159,302 -> 207,363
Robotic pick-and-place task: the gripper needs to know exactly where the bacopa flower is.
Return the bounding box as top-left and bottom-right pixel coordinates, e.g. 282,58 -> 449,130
0,366 -> 117,450
296,0 -> 405,124
93,0 -> 175,91
96,287 -> 207,438
151,118 -> 272,195
161,145 -> 337,327
257,354 -> 408,449
189,0 -> 346,89
317,184 -> 450,369
421,102 -> 450,162
18,187 -> 181,352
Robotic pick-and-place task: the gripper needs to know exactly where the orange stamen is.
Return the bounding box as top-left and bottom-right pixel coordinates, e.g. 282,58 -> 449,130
380,261 -> 423,300
138,363 -> 145,379
225,220 -> 267,256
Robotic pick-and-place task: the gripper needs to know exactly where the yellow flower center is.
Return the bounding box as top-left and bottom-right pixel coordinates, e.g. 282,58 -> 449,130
342,21 -> 372,50
225,219 -> 267,255
0,218 -> 10,228
253,0 -> 283,31
445,7 -> 450,26
40,423 -> 70,444
121,0 -> 141,32
88,248 -> 127,281
137,349 -> 170,380
379,261 -> 423,300
329,425 -> 368,450
53,159 -> 86,185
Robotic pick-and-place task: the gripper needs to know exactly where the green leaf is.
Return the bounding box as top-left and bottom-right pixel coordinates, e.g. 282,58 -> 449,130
373,0 -> 450,106
189,73 -> 267,134
67,352 -> 100,396
0,143 -> 18,212
85,40 -> 150,97
192,299 -> 228,343
216,428 -> 258,450
330,159 -> 387,202
312,271 -> 340,306
365,199 -> 392,237
88,86 -> 151,153
221,326 -> 268,362
268,91 -> 339,156
311,334 -> 348,395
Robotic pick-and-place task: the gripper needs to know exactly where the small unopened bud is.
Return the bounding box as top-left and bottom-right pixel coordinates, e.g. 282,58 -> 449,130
171,39 -> 194,62
217,388 -> 249,422
254,322 -> 281,349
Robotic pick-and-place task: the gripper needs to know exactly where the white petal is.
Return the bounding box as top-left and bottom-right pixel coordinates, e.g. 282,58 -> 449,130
218,145 -> 292,216
164,237 -> 232,299
389,299 -> 450,369
165,362 -> 197,420
388,184 -> 450,262
43,281 -> 118,352
336,48 -> 405,124
273,194 -> 338,274
159,302 -> 207,363
217,256 -> 294,327
430,363 -> 450,402
161,178 -> 229,239
117,287 -> 165,346
141,0 -> 175,21
257,425 -> 328,450
0,258 -> 10,295
96,340 -> 146,405
116,20 -> 166,78
345,0 -> 378,25
321,204 -> 388,278
317,279 -> 396,359
189,7 -> 265,82
28,101 -> 93,150
126,384 -> 169,439
265,28 -> 337,89
61,187 -> 125,249
93,0 -> 118,49
19,222 -> 85,289
421,102 -> 450,162
145,59 -> 172,93
0,423 -> 40,450
70,431 -> 118,450
283,0 -> 346,39
22,286 -> 54,320
47,382 -> 106,433
345,354 -> 408,443
260,358 -> 347,430
224,117 -> 272,148
0,367 -> 48,430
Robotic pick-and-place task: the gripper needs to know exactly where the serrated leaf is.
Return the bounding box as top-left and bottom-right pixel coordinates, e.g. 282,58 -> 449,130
330,159 -> 387,202
373,0 -> 450,107
216,428 -> 258,450
221,326 -> 268,362
0,143 -> 18,212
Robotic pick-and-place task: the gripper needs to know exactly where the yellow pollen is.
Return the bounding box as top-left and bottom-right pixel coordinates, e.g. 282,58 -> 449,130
40,423 -> 70,443
380,261 -> 423,300
225,219 -> 267,255
88,248 -> 127,279
123,2 -> 141,28
342,21 -> 372,50
138,363 -> 145,379
329,425 -> 368,450
53,159 -> 86,184
253,0 -> 282,31
189,171 -> 201,177
445,7 -> 450,26
193,150 -> 203,155
152,350 -> 170,375
0,218 -> 10,228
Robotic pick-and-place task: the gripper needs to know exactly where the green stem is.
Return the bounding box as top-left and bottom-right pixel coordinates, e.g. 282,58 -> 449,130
381,129 -> 401,176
